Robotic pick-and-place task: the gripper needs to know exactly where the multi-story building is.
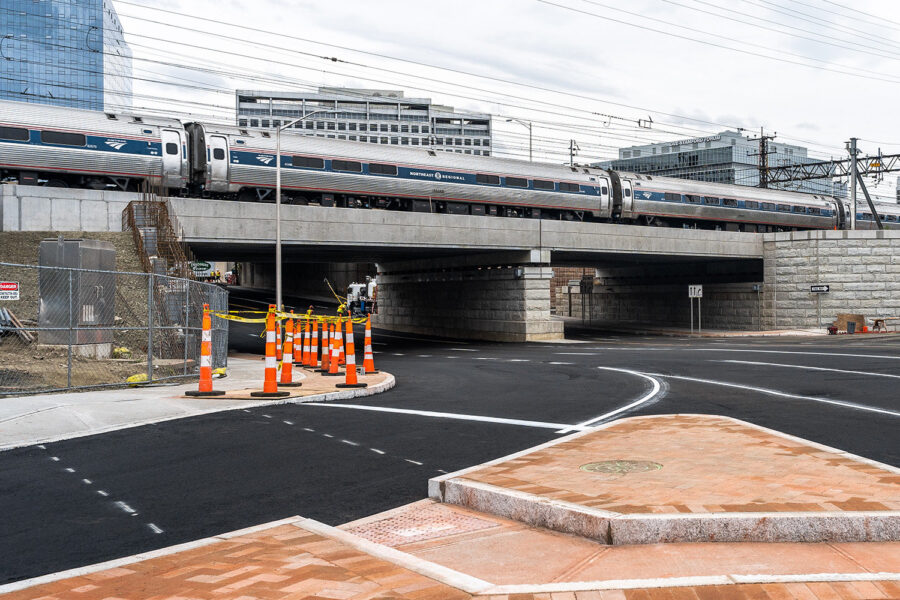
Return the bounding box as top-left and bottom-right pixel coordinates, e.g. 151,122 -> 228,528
236,88 -> 493,156
599,130 -> 837,196
0,0 -> 132,111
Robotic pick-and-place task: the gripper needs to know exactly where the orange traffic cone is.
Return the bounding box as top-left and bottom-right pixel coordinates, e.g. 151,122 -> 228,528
186,303 -> 225,396
318,323 -> 332,373
325,320 -> 342,376
294,318 -> 304,367
338,320 -> 346,366
301,319 -> 311,367
337,317 -> 366,388
251,305 -> 290,397
308,320 -> 319,368
275,321 -> 283,361
279,318 -> 301,387
362,315 -> 378,374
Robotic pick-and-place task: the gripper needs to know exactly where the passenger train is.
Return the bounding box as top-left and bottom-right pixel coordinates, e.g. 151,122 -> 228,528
1,100 -> 897,231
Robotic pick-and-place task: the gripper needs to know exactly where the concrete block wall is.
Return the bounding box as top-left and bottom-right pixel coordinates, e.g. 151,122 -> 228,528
763,230 -> 900,329
0,185 -> 139,232
376,262 -> 563,342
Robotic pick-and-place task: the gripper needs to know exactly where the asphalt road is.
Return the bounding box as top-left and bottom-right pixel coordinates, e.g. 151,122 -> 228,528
1,320 -> 898,584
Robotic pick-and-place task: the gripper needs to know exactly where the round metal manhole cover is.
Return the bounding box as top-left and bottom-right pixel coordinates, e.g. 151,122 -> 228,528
580,460 -> 663,474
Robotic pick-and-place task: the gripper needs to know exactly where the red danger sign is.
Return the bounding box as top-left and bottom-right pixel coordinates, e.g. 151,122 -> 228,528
0,282 -> 19,291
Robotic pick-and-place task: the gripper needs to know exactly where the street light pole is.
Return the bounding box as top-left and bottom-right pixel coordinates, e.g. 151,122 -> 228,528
275,109 -> 326,311
506,118 -> 533,161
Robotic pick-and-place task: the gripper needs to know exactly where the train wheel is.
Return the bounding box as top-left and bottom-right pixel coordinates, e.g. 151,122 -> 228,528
45,178 -> 69,188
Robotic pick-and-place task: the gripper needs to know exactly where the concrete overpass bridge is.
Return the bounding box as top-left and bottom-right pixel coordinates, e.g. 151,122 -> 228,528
170,198 -> 763,341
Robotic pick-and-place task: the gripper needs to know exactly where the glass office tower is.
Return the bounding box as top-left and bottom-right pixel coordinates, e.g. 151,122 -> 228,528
1,0 -> 132,111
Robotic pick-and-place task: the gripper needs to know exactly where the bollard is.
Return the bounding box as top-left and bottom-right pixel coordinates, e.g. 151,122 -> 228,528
337,317 -> 366,388
318,323 -> 332,373
251,305 -> 290,397
308,320 -> 319,368
185,303 -> 225,396
326,320 -> 342,376
279,318 -> 302,387
362,315 -> 378,374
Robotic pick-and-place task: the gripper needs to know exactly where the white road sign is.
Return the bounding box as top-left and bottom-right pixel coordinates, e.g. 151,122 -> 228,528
688,284 -> 703,298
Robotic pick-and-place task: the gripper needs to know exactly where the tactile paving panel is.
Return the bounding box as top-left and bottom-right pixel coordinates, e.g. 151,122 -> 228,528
345,502 -> 500,546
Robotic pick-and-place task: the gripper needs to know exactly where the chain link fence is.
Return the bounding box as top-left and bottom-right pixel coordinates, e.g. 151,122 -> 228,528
0,262 -> 228,396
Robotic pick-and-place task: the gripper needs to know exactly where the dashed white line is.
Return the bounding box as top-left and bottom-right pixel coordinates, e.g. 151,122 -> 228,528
64,467 -> 75,473
82,479 -> 92,485
716,359 -> 900,380
404,459 -> 424,466
243,409 -> 251,413
115,501 -> 136,514
418,354 -> 433,358
436,469 -> 448,474
262,414 -> 272,419
302,427 -> 314,432
451,348 -> 479,352
97,490 -> 108,497
323,433 -> 334,438
506,359 -> 530,362
341,439 -> 360,446
548,361 -> 575,365
37,445 -> 46,450
370,448 -> 386,455
50,456 -> 59,462
283,420 -> 294,425
147,523 -> 164,534
475,357 -> 499,361
392,353 -> 405,356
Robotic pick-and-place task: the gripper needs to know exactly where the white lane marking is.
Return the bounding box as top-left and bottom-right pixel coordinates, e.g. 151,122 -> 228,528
418,354 -> 433,358
302,427 -> 314,432
115,501 -> 136,514
392,353 -> 405,356
64,468 -> 75,473
243,409 -> 251,413
716,359 -> 900,380
437,469 -> 448,474
323,433 -> 334,438
548,361 -> 575,365
370,448 -> 385,455
555,352 -> 599,355
301,403 -> 582,431
50,456 -> 59,461
147,523 -> 163,534
645,372 -> 900,418
556,368 -> 664,434
405,459 -> 424,466
97,490 -> 108,497
451,348 -> 479,352
82,479 -> 92,485
374,332 -> 459,344
506,359 -> 530,362
474,357 -> 499,361
37,445 -> 46,450
373,342 -> 388,346
262,414 -> 272,419
283,420 -> 294,425
341,439 -> 360,446
579,347 -> 900,360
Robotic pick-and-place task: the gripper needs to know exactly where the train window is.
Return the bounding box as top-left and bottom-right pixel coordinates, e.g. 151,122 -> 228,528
792,206 -> 806,213
723,198 -> 737,207
808,207 -> 821,215
476,174 -> 501,185
777,204 -> 792,212
601,186 -> 609,195
142,129 -> 153,134
132,117 -> 143,123
106,113 -> 117,120
560,182 -> 581,193
533,180 -> 554,190
686,194 -> 701,204
167,143 -> 180,156
703,196 -> 720,205
369,163 -> 397,176
745,200 -> 759,209
211,148 -> 225,160
0,126 -> 29,141
761,202 -> 775,210
622,187 -> 631,197
235,140 -> 245,145
292,156 -> 325,169
664,192 -> 680,202
332,160 -> 362,172
41,130 -> 85,146
506,177 -> 528,188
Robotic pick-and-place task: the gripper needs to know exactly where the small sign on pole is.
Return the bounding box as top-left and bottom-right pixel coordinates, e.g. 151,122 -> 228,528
810,284 -> 830,293
0,282 -> 19,301
689,285 -> 703,335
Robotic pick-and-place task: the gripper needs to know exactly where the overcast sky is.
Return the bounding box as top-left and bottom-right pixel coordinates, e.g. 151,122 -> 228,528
116,0 -> 900,199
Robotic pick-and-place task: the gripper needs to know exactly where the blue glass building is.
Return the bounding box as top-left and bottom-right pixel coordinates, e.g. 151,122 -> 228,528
1,0 -> 132,111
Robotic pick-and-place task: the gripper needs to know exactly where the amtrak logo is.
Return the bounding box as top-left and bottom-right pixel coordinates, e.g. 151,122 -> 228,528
256,155 -> 274,165
105,140 -> 127,150
641,192 -> 652,199
434,171 -> 442,181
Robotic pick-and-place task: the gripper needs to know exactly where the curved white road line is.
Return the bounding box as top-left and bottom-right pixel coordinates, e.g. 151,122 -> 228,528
555,367 -> 664,434
645,372 -> 900,418
716,359 -> 900,380
572,348 -> 900,360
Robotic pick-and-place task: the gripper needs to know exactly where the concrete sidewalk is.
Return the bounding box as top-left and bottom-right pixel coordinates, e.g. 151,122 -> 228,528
3,415 -> 897,599
559,316 -> 831,337
0,356 -> 394,451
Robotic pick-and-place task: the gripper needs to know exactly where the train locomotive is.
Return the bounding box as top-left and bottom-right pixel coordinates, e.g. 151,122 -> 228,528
2,100 -> 897,231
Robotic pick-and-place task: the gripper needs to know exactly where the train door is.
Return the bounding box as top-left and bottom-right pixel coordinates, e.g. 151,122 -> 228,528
621,179 -> 635,218
208,135 -> 229,192
161,129 -> 183,189
599,177 -> 611,216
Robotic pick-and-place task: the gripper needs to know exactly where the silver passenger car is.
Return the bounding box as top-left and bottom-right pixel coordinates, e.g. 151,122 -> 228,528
185,122 -> 613,218
0,100 -> 188,191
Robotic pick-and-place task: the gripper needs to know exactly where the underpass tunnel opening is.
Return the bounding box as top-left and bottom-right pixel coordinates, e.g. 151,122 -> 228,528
553,257 -> 765,333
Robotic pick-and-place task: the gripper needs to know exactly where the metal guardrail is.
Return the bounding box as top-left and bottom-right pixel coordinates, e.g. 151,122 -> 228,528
0,262 -> 228,396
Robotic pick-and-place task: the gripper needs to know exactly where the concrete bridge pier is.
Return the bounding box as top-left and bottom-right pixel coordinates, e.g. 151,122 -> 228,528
374,249 -> 563,342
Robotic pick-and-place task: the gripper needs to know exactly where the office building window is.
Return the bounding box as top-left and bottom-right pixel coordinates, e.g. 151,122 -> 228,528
349,123 -> 357,131
338,123 -> 346,130
411,125 -> 419,133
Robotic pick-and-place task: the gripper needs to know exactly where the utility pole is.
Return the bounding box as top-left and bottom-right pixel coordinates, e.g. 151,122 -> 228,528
569,139 -> 580,167
848,137 -> 858,230
749,128 -> 776,189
